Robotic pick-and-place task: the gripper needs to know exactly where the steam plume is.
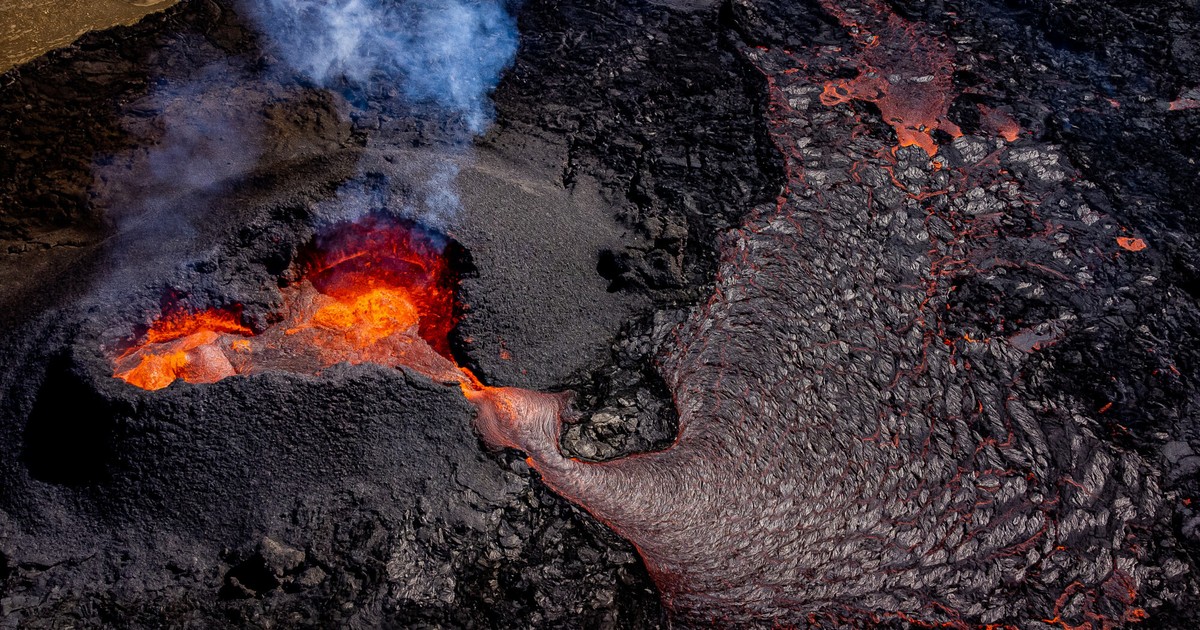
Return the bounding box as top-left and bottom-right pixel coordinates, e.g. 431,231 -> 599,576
92,60 -> 264,270
245,0 -> 519,134
91,0 -> 520,297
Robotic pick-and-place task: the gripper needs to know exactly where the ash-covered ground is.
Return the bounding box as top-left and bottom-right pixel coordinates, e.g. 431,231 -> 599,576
1,0 -> 1198,628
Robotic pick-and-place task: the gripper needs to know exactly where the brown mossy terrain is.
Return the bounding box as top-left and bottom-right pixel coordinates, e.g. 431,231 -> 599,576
0,1 -> 178,74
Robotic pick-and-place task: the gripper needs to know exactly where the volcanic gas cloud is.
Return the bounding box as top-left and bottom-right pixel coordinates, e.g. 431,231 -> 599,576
114,219 -> 478,392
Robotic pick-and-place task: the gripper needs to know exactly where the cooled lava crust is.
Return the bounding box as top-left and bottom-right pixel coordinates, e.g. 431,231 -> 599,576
2,0 -> 1200,628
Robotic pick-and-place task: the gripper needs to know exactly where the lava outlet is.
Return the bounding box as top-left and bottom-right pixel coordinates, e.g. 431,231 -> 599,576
113,219 -> 481,391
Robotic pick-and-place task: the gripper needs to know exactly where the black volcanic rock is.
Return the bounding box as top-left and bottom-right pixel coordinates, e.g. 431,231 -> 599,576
469,0 -> 1200,626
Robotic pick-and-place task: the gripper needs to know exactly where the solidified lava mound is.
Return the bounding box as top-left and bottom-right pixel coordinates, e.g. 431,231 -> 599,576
3,0 -> 1200,628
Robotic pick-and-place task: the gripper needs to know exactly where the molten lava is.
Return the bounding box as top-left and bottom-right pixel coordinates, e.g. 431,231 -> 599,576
816,0 -> 962,155
978,104 -> 1022,142
1116,236 -> 1148,252
113,219 -> 480,391
302,219 -> 460,357
114,308 -> 252,390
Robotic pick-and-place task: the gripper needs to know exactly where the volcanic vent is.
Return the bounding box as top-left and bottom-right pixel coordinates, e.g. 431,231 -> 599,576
112,217 -> 477,391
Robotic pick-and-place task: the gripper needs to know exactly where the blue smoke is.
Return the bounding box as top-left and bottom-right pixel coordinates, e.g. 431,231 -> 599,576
245,0 -> 519,134
94,60 -> 264,244
308,161 -> 462,229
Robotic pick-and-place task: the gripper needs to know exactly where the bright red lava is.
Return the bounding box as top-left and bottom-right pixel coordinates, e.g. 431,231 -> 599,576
113,219 -> 484,392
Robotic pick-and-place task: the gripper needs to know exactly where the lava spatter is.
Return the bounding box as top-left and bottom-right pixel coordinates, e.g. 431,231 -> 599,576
113,219 -> 477,391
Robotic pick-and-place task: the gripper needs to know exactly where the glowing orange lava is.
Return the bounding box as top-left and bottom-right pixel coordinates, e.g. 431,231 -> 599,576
978,104 -> 1021,142
817,0 -> 962,156
114,308 -> 252,390
113,219 -> 483,392
1116,236 -> 1148,252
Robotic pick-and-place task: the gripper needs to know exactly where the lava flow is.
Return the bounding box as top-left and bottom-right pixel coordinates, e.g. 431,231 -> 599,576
113,219 -> 480,391
816,0 -> 963,155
